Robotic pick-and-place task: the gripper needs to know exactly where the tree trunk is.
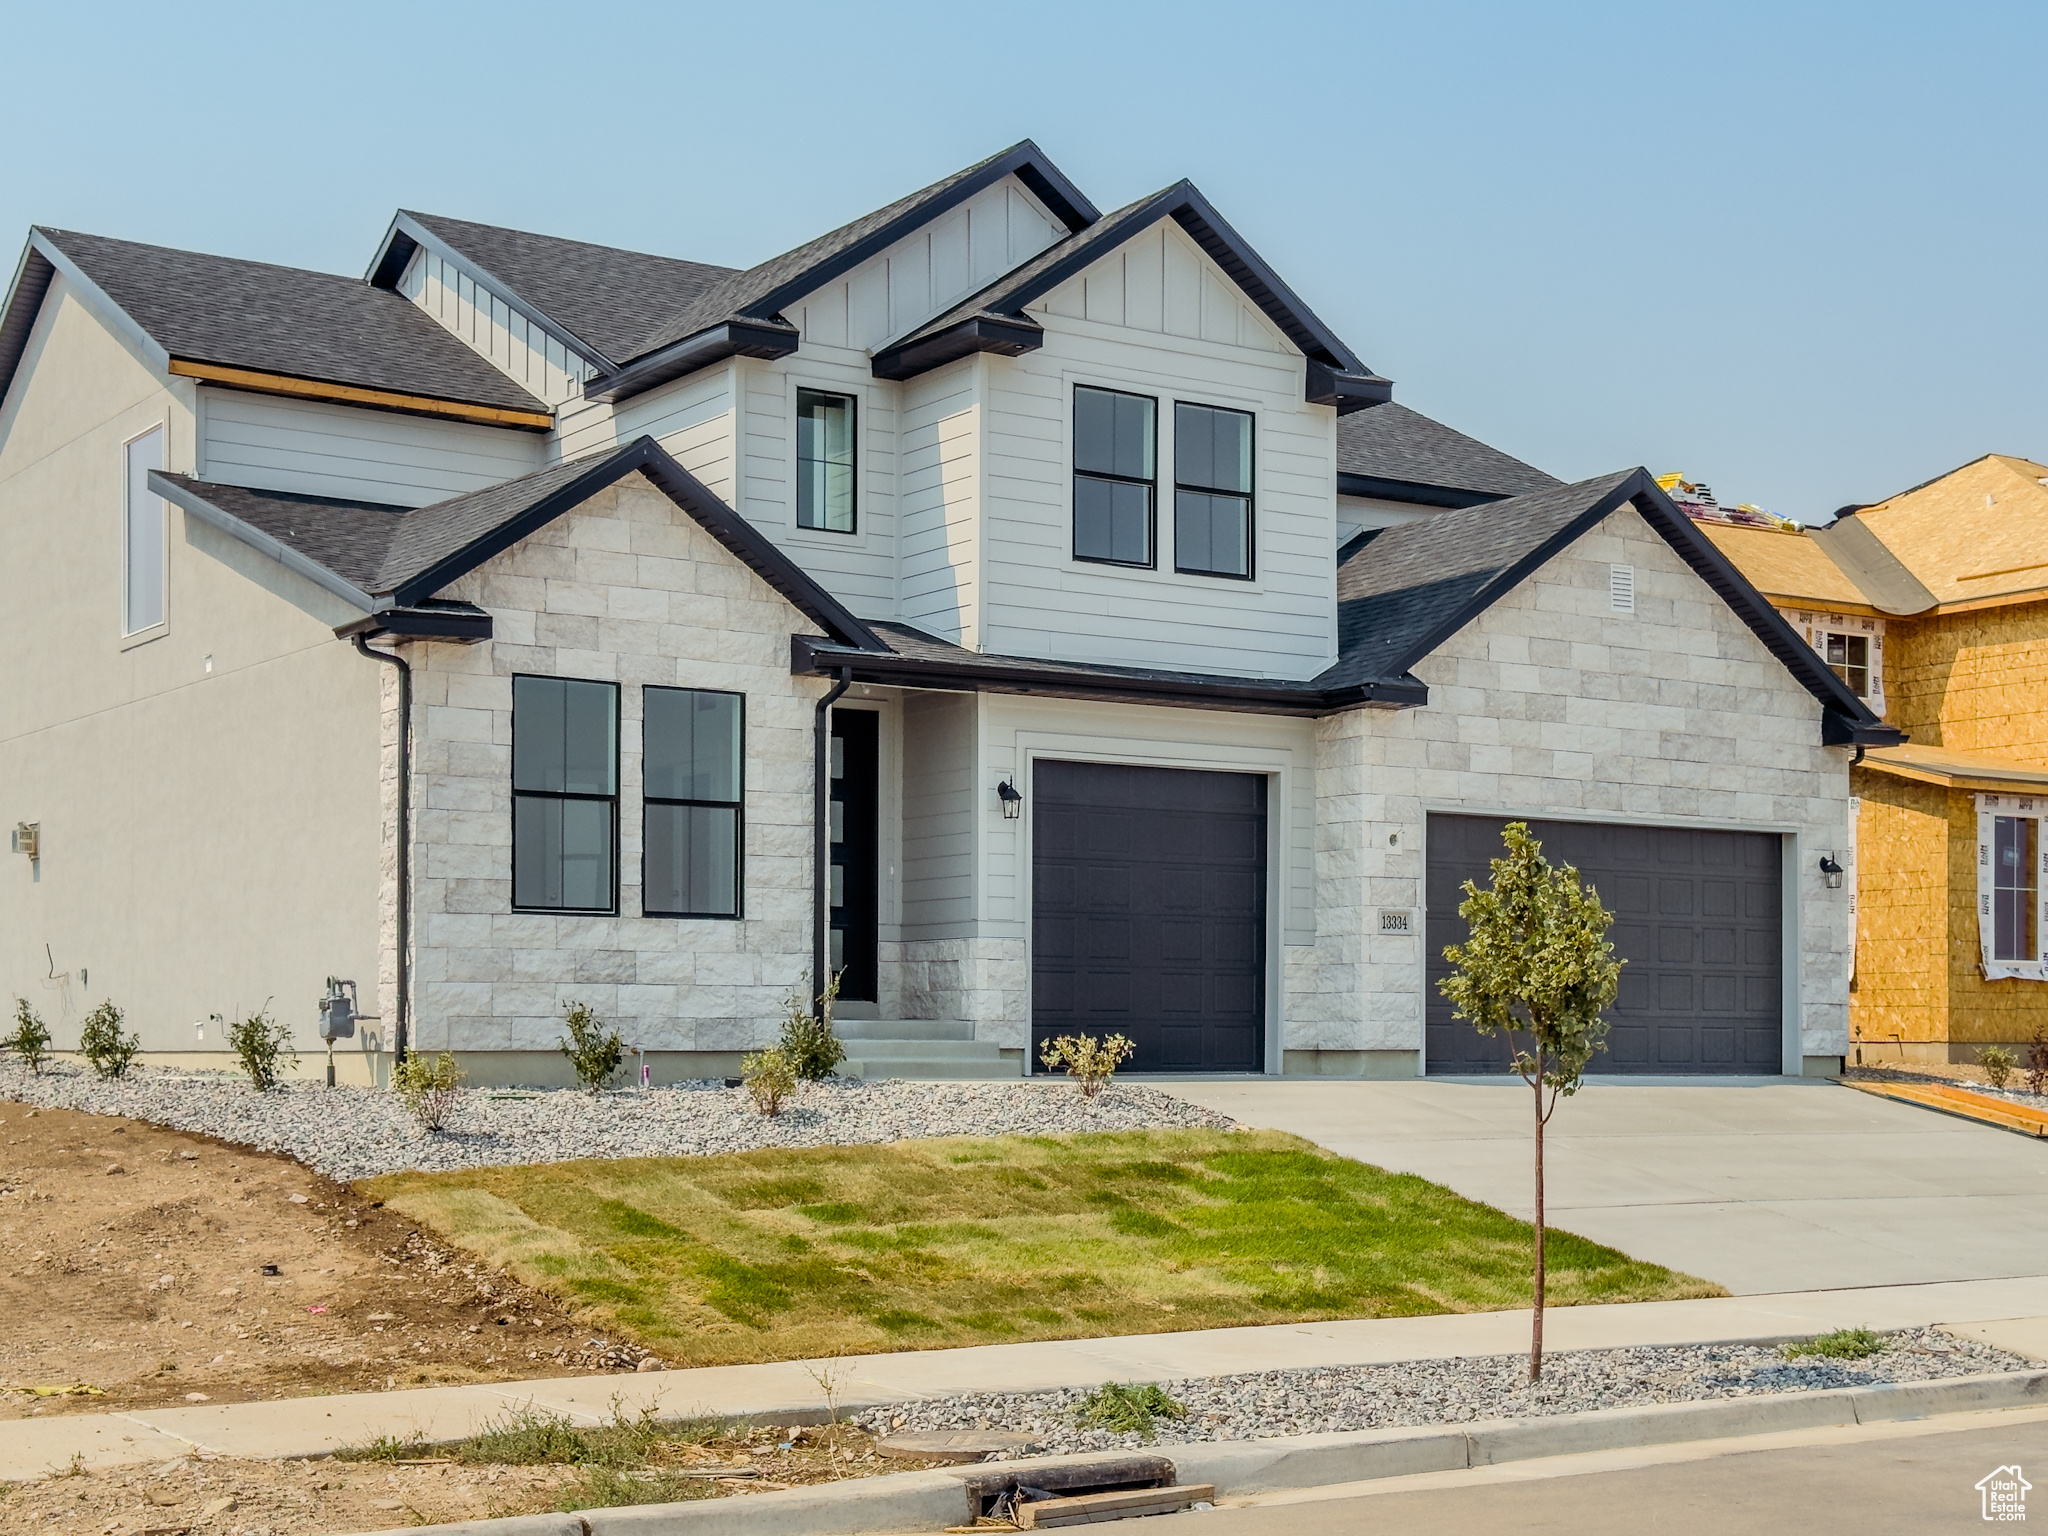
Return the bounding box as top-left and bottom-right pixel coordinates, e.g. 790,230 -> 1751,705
1531,1062 -> 1546,1384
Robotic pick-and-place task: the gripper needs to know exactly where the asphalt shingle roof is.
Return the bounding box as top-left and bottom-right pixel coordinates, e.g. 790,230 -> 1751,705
1335,403 -> 1558,501
38,229 -> 549,414
155,475 -> 411,593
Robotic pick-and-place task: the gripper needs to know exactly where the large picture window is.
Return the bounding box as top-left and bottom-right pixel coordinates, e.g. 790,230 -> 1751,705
1073,385 -> 1156,567
797,389 -> 856,533
643,687 -> 744,918
1173,401 -> 1253,578
512,675 -> 618,913
124,426 -> 166,634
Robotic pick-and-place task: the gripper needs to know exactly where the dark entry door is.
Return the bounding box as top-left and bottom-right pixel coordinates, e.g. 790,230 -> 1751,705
828,710 -> 878,1002
1032,761 -> 1266,1072
1425,815 -> 1783,1076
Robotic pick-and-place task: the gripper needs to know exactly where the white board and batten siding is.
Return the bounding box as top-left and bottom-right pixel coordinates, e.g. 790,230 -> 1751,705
199,389 -> 543,508
979,219 -> 1340,681
398,248 -> 598,407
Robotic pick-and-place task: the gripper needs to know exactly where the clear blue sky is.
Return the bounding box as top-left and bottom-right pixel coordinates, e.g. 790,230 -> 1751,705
7,1 -> 2040,522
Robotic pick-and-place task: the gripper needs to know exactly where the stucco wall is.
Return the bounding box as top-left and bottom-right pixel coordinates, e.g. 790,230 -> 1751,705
406,471 -> 831,1060
1303,503 -> 1854,1068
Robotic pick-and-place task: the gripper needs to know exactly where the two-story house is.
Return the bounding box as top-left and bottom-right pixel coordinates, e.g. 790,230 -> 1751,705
0,141 -> 1892,1085
1698,455 -> 2048,1066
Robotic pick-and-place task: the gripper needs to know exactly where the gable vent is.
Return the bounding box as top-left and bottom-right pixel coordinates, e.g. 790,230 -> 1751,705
1610,563 -> 1636,614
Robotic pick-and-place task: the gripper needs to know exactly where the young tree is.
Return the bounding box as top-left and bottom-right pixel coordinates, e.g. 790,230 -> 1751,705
1438,822 -> 1622,1383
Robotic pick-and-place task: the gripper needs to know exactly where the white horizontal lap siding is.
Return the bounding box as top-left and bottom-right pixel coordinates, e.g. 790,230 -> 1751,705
604,368 -> 737,504
199,391 -> 543,507
400,249 -> 594,406
977,220 -> 1337,679
901,692 -> 978,933
898,362 -> 984,646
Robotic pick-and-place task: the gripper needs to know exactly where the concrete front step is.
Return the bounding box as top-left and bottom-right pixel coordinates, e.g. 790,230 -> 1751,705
840,1056 -> 1023,1081
833,1018 -> 976,1041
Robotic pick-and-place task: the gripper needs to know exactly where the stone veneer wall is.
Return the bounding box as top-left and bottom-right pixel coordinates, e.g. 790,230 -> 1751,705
1299,504 -> 1854,1067
393,472 -> 829,1062
898,937 -> 1029,1045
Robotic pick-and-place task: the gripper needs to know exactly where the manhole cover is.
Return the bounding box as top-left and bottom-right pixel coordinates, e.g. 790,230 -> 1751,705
874,1429 -> 1042,1462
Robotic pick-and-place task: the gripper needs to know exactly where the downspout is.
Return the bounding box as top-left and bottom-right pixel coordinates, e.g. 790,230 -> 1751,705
353,635 -> 411,1064
812,666 -> 853,1011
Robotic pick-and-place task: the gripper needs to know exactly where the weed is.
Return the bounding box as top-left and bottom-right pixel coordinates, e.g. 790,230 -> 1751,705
779,970 -> 845,1081
560,1002 -> 624,1093
743,1047 -> 798,1117
456,1405 -> 591,1464
77,1002 -> 138,1080
6,998 -> 51,1074
1980,1045 -> 2018,1091
554,1465 -> 718,1511
1075,1381 -> 1186,1438
394,1051 -> 464,1131
226,1001 -> 294,1091
1038,1033 -> 1136,1098
335,1431 -> 429,1462
1782,1326 -> 1886,1360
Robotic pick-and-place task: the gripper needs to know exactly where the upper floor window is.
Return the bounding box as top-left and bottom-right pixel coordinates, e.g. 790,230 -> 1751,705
512,675 -> 618,913
1073,385 -> 1156,567
643,687 -> 744,919
1823,632 -> 1870,698
124,426 -> 165,634
797,389 -> 856,533
1174,402 -> 1253,579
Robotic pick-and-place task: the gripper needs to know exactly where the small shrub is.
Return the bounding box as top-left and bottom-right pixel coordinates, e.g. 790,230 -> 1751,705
1782,1326 -> 1886,1360
393,1051 -> 464,1131
742,1047 -> 797,1117
1980,1045 -> 2018,1091
1075,1381 -> 1186,1439
226,1003 -> 294,1091
78,1002 -> 139,1080
779,970 -> 846,1082
7,998 -> 52,1074
559,1001 -> 624,1093
2028,1030 -> 2048,1097
1039,1032 -> 1137,1098
335,1431 -> 429,1463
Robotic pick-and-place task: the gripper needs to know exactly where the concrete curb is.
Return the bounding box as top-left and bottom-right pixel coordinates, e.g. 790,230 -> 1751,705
350,1369 -> 2048,1536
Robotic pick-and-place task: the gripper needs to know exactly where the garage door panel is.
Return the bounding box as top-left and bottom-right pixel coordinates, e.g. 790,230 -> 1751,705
1034,761 -> 1266,1073
1428,814 -> 1782,1077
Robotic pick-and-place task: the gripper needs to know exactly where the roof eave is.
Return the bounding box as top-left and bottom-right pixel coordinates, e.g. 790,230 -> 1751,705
150,470 -> 379,614
582,318 -> 799,405
871,315 -> 1044,382
0,239 -> 55,419
1336,471 -> 1509,510
1305,361 -> 1394,416
335,600 -> 493,643
1823,712 -> 1908,749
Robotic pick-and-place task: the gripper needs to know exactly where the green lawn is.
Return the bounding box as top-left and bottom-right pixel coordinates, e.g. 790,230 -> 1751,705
365,1129 -> 1721,1367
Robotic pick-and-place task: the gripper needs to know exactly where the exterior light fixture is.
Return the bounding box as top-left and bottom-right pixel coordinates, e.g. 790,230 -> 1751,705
1819,853 -> 1844,889
997,777 -> 1023,820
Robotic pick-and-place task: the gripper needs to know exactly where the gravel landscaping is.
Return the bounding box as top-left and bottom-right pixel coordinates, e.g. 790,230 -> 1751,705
0,1062 -> 1233,1182
855,1329 -> 2035,1455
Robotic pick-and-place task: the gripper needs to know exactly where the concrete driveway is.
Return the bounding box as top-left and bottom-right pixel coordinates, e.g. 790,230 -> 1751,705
1157,1078 -> 2048,1295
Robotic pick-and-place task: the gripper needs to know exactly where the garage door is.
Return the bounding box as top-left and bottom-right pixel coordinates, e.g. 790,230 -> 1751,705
1425,815 -> 1783,1076
1032,762 -> 1266,1073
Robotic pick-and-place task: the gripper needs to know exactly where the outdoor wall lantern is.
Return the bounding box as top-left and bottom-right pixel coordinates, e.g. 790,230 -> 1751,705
997,777 -> 1023,819
1819,853 -> 1844,889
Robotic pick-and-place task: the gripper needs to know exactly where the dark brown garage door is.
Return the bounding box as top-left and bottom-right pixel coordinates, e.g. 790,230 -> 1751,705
1032,762 -> 1266,1073
1426,815 -> 1783,1076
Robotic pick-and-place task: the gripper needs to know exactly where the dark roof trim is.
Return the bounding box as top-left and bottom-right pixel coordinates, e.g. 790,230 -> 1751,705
366,211 -> 616,370
581,318 -> 799,405
389,437 -> 887,652
1808,515 -> 1940,617
790,633 -> 1427,716
1822,709 -> 1905,748
1337,472 -> 1508,510
1305,361 -> 1394,416
0,242 -> 57,417
870,313 -> 1044,381
335,600 -> 493,643
151,469 -> 378,612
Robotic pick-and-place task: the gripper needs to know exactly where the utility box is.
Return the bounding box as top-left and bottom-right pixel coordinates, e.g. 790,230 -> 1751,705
11,822 -> 37,859
318,978 -> 357,1041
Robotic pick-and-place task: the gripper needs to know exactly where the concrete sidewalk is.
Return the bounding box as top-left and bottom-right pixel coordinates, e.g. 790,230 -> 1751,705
10,1275 -> 2048,1482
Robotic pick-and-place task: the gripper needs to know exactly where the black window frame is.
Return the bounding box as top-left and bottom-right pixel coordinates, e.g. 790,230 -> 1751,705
510,673 -> 621,916
1071,384 -> 1158,569
1172,399 -> 1256,581
640,685 -> 747,921
796,387 -> 858,535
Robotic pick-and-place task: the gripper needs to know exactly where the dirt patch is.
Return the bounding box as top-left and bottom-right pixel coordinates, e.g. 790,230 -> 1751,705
0,1100 -> 649,1420
0,1423 -> 938,1534
1846,1061 -> 2048,1095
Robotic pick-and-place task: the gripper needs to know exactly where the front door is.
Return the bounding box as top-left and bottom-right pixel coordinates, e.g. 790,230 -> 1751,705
828,710 -> 879,1002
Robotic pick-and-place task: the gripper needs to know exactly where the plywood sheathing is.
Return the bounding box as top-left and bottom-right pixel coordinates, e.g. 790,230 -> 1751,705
1885,601 -> 2048,765
1849,768 -> 1953,1050
1853,454 -> 2048,607
1697,520 -> 1872,610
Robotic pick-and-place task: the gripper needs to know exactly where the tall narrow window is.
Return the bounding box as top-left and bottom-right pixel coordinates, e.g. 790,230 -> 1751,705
1994,815 -> 2038,962
1173,402 -> 1253,578
1073,385 -> 1156,566
643,687 -> 744,918
512,676 -> 618,913
124,427 -> 165,633
796,389 -> 856,533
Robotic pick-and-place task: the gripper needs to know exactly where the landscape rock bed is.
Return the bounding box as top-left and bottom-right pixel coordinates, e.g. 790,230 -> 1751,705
0,1063 -> 1232,1182
856,1329 -> 2033,1455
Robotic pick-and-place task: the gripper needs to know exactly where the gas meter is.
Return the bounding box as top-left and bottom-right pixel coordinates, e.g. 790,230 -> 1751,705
318,978 -> 358,1041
